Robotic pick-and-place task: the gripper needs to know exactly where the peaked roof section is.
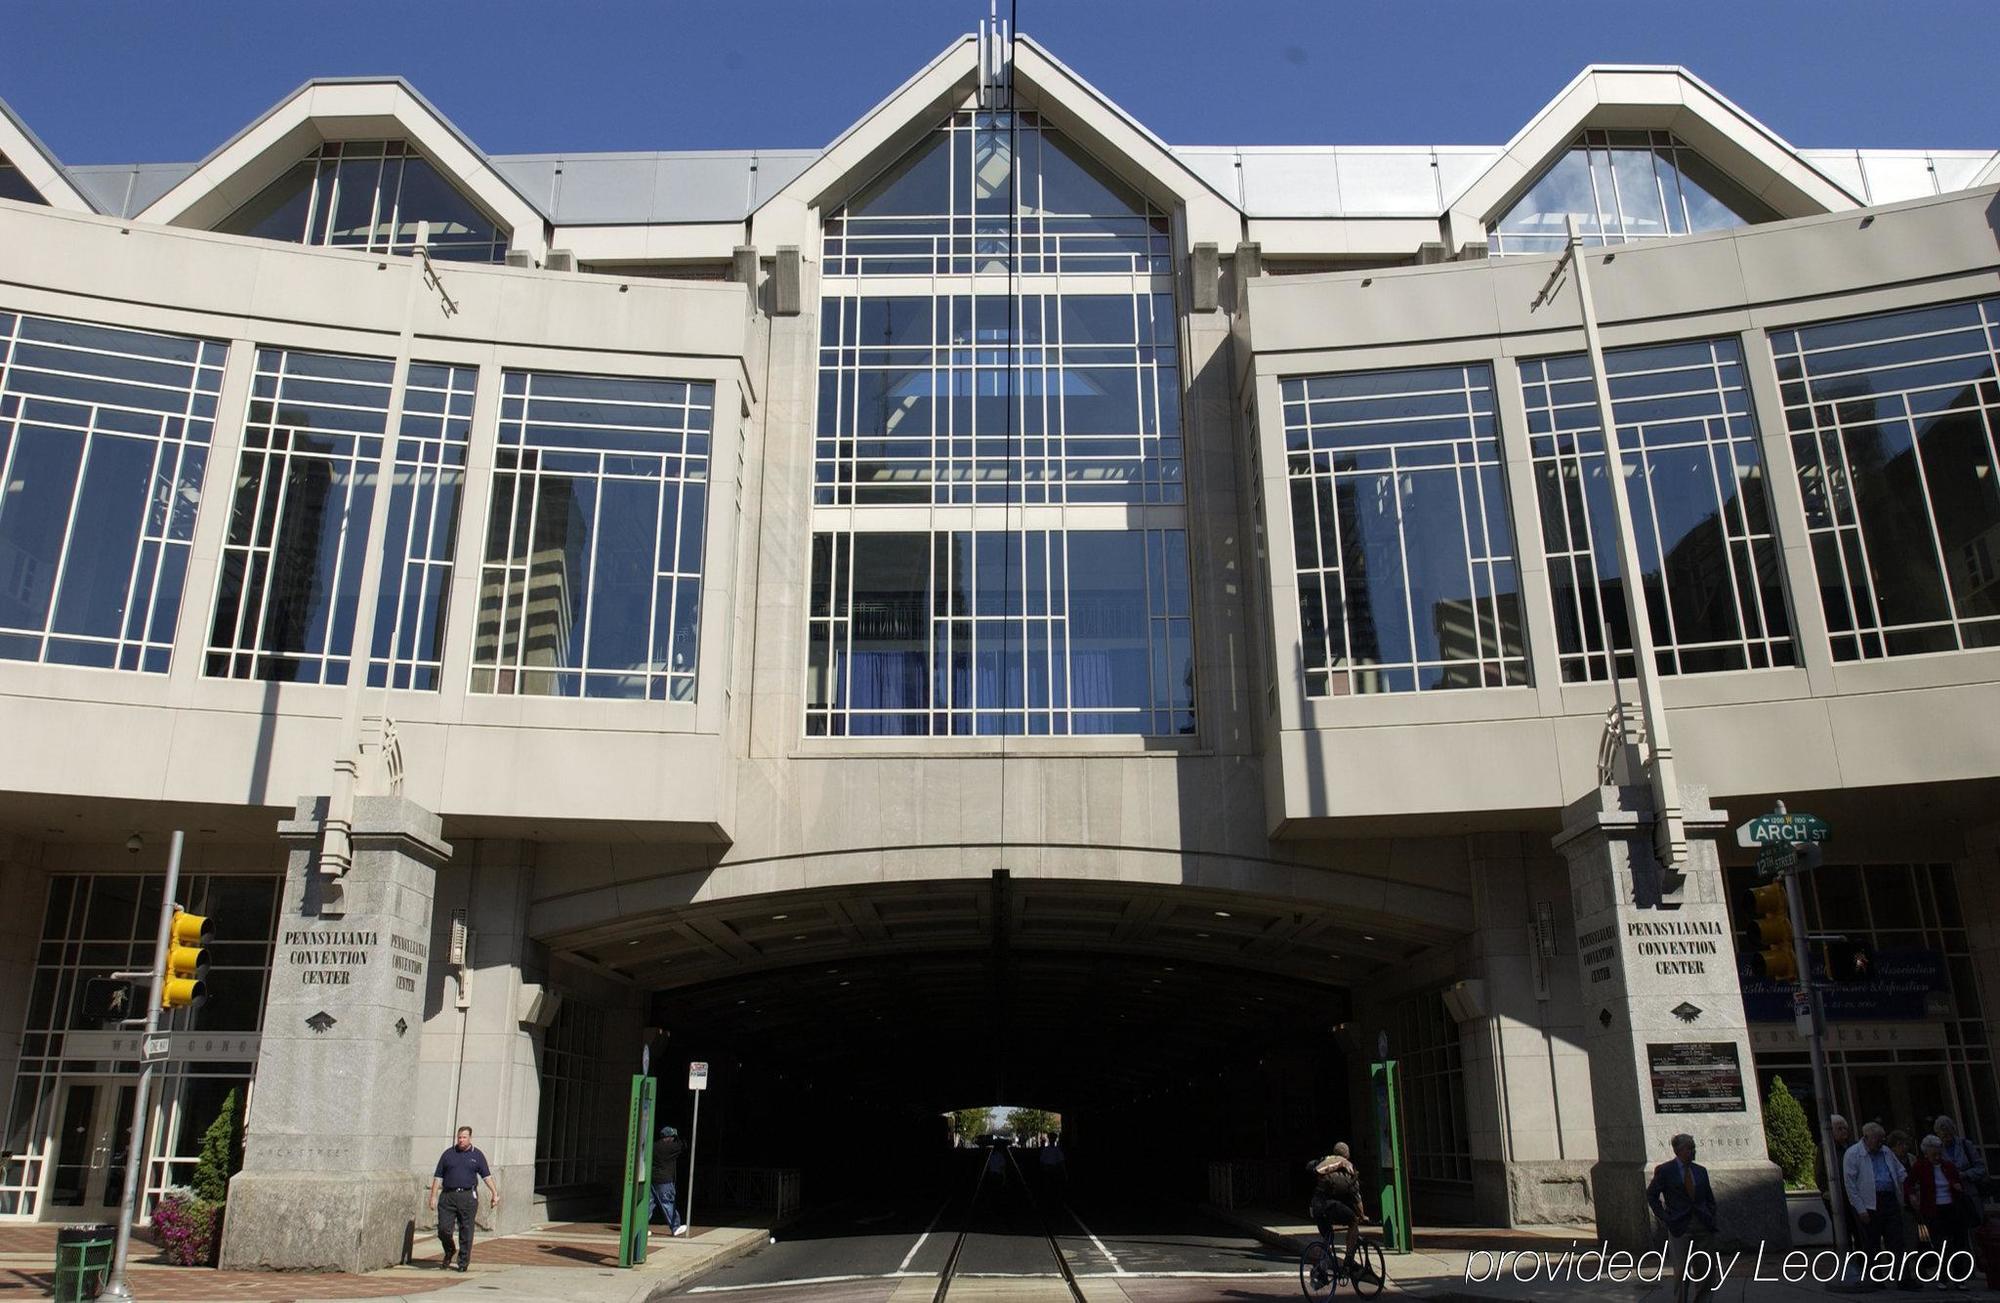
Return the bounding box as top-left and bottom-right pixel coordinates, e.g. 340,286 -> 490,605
0,92 -> 94,211
750,33 -> 1243,250
135,77 -> 549,257
1442,64 -> 1860,249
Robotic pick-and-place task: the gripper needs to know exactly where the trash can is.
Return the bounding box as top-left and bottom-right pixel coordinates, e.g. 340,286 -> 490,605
53,1224 -> 116,1303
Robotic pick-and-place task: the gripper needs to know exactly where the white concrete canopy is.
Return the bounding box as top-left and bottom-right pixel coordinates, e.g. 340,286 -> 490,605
1443,64 -> 1860,251
135,77 -> 549,259
0,93 -> 94,212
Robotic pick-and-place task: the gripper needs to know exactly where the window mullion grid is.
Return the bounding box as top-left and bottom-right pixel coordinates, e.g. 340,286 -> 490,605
1783,345 -> 1868,656
116,429 -> 170,666
1625,419 -> 1683,675
317,425 -> 366,685
1708,344 -> 1779,662
508,399 -> 543,690
1823,401 -> 1889,654
1322,448 -> 1354,696
1892,390 -> 1969,650
1707,413 -> 1765,667
572,450 -> 607,695
144,352 -> 213,669
33,400 -> 99,660
648,451 -> 669,700
1451,414 -> 1487,682
243,354 -> 293,676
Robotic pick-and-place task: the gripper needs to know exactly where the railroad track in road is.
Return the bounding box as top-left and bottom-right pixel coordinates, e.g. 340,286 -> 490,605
929,1146 -> 1086,1303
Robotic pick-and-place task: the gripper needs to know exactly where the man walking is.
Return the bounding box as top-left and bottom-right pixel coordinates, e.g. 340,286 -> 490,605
1647,1134 -> 1719,1303
651,1125 -> 688,1237
428,1126 -> 499,1271
1844,1120 -> 1917,1289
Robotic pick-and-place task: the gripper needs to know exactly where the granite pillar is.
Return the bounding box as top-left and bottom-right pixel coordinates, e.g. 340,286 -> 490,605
219,795 -> 450,1272
1554,785 -> 1786,1252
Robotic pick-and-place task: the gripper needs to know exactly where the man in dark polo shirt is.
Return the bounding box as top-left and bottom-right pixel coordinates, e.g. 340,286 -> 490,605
427,1126 -> 499,1270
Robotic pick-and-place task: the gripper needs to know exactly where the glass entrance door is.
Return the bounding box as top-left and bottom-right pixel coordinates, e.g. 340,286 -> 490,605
45,1079 -> 136,1221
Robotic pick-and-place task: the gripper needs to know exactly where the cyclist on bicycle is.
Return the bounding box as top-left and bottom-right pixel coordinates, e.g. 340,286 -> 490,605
1309,1142 -> 1367,1269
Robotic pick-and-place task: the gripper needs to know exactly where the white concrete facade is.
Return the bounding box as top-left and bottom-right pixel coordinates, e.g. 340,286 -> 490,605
1,39 -> 1997,1251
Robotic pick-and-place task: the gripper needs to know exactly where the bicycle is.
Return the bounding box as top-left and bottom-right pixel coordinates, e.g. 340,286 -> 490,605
1298,1231 -> 1386,1300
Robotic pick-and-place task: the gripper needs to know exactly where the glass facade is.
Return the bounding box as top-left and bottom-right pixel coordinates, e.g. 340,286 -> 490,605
470,371 -> 711,700
367,363 -> 476,691
207,349 -> 395,684
1731,862 -> 1998,1178
1488,129 -> 1777,256
810,109 -> 1196,738
806,528 -> 1193,737
1283,364 -> 1527,695
1775,297 -> 2000,661
0,313 -> 225,673
3,872 -> 280,1218
1522,338 -> 1794,681
0,152 -> 45,205
822,110 -> 1171,278
535,999 -> 610,1192
217,140 -> 510,263
816,291 -> 1181,506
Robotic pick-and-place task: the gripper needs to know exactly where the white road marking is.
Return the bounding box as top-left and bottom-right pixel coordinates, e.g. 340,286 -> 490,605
896,1196 -> 950,1272
1067,1206 -> 1127,1275
690,1272 -> 922,1293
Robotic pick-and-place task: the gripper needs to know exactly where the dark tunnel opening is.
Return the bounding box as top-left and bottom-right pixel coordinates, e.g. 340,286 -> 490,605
639,945 -> 1355,1217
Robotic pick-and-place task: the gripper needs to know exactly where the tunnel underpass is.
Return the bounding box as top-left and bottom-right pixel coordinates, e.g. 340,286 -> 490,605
543,871 -> 1458,1294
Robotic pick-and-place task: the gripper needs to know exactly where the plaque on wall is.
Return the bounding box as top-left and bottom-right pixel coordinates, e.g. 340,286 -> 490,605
1647,1041 -> 1747,1114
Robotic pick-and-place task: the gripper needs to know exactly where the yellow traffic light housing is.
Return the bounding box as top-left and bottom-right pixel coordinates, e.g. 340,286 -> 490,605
162,907 -> 210,1010
1748,882 -> 1797,982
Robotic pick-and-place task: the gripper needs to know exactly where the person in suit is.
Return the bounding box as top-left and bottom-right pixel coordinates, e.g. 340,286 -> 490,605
1648,1134 -> 1720,1302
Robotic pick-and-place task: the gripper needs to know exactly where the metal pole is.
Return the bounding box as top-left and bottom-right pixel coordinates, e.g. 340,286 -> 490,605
1777,830 -> 1851,1265
684,1089 -> 701,1234
320,221 -> 430,886
100,829 -> 183,1301
1563,214 -> 1688,868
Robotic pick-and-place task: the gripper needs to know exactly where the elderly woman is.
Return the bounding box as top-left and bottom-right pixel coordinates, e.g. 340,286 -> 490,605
1933,1116 -> 1987,1192
1904,1134 -> 1973,1287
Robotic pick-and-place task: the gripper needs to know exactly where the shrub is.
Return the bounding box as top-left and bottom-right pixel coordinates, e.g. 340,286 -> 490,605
1764,1076 -> 1819,1190
153,1188 -> 222,1267
190,1089 -> 240,1205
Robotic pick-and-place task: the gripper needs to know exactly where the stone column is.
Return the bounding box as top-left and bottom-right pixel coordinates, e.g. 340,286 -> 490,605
411,839 -> 542,1235
1554,785 -> 1785,1251
1458,834 -> 1597,1227
0,837 -> 47,1123
220,795 -> 450,1272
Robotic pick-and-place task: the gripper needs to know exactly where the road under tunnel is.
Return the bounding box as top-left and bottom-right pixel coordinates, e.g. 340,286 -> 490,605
541,870 -> 1460,1291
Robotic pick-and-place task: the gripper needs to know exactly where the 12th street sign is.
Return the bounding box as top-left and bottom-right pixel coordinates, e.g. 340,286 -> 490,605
1735,812 -> 1831,848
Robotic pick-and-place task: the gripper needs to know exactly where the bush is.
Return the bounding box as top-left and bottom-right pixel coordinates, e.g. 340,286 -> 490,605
1764,1076 -> 1819,1190
153,1188 -> 222,1267
190,1088 -> 240,1206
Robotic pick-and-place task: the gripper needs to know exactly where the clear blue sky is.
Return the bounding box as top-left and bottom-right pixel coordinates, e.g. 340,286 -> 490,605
4,1 -> 1996,164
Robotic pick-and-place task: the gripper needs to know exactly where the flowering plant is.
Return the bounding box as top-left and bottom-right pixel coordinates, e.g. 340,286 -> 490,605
152,1187 -> 222,1267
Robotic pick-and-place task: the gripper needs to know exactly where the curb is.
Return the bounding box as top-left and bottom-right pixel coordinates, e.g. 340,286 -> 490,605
644,1224 -> 776,1297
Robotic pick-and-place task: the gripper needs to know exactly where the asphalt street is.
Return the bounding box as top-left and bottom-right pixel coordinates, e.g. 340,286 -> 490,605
673,1147 -> 1297,1301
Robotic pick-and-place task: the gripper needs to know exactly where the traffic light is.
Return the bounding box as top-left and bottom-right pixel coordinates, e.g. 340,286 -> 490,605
1746,882 -> 1798,981
161,907 -> 210,1010
79,977 -> 146,1024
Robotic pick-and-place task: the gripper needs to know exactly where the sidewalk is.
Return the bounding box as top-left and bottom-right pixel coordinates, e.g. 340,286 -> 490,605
1203,1208 -> 1992,1301
0,1217 -> 770,1303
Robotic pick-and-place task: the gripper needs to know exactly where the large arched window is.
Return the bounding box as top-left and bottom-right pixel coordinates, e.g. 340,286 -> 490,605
216,140 -> 510,263
1489,130 -> 1777,257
